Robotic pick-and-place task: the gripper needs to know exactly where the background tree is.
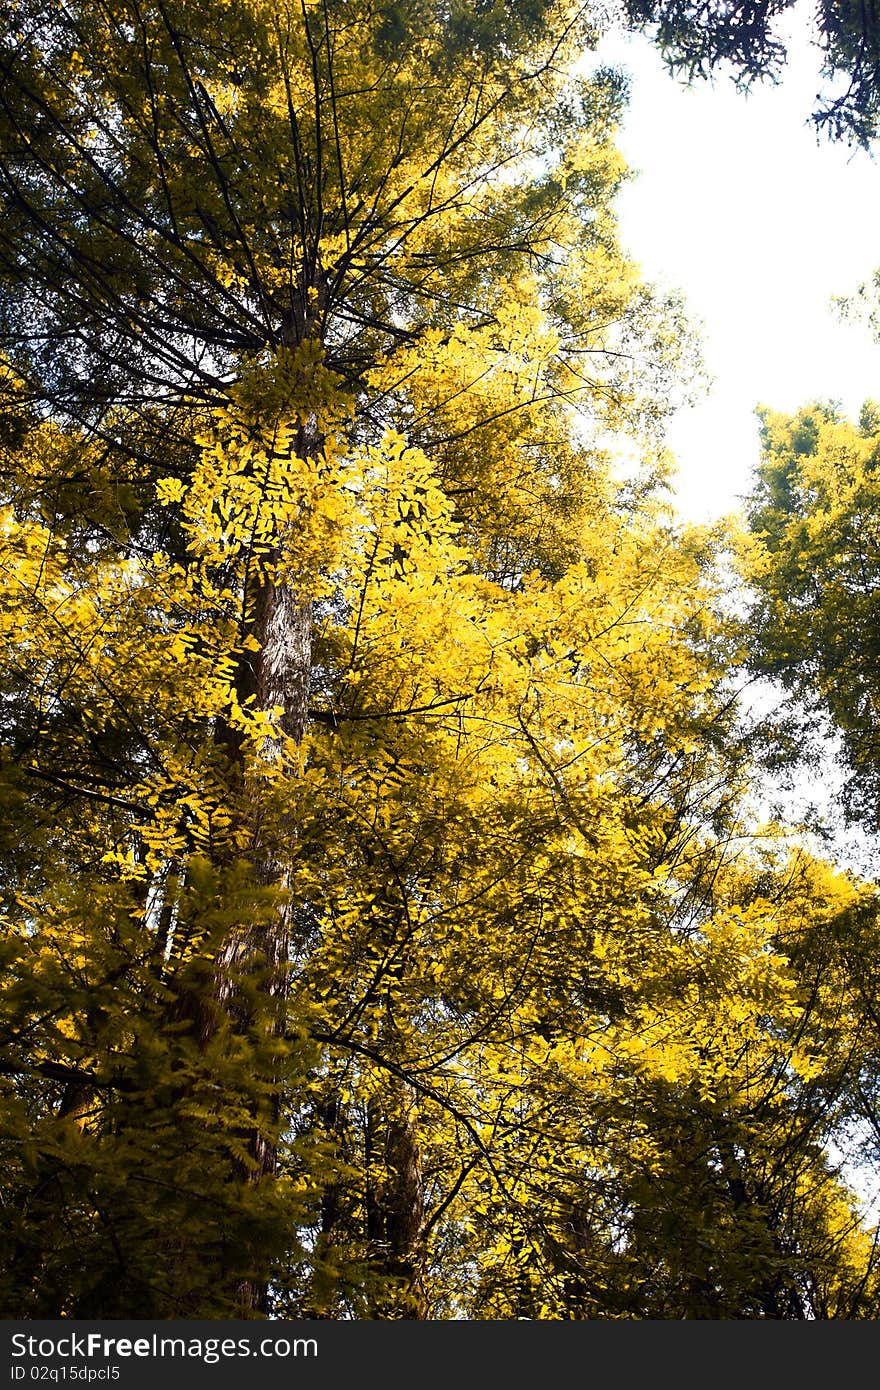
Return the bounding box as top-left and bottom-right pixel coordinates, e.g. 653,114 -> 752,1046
623,0 -> 880,144
740,401 -> 880,1316
743,400 -> 880,825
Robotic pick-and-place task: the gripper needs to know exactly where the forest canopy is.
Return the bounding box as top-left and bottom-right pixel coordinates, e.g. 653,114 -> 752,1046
1,0 -> 880,1319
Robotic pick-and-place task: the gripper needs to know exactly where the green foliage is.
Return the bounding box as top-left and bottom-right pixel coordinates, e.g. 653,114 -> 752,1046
744,402 -> 880,823
624,0 -> 880,144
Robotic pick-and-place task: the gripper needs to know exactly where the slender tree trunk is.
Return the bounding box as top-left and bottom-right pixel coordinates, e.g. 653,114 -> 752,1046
367,1085 -> 427,1318
301,1096 -> 349,1318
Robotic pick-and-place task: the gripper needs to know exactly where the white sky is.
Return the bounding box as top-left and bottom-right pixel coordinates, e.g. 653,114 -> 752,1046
590,18 -> 880,522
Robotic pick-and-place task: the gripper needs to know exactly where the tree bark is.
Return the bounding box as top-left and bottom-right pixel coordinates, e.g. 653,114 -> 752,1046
367,1086 -> 427,1318
182,293 -> 327,1309
213,432 -> 317,1312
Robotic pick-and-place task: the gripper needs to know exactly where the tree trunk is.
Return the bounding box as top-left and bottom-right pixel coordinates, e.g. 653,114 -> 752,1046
367,1086 -> 427,1318
214,429 -> 317,1311
166,401 -> 320,1311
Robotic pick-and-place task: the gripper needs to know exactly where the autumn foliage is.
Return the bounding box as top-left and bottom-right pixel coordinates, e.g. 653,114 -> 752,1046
1,0 -> 879,1318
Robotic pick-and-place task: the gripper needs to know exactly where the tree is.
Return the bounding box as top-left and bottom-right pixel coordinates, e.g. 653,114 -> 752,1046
0,0 -> 701,1316
623,0 -> 880,144
743,400 -> 880,825
739,401 -> 880,1311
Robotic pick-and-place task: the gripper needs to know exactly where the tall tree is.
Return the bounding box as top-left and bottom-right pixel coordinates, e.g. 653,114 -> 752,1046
0,0 -> 697,1315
